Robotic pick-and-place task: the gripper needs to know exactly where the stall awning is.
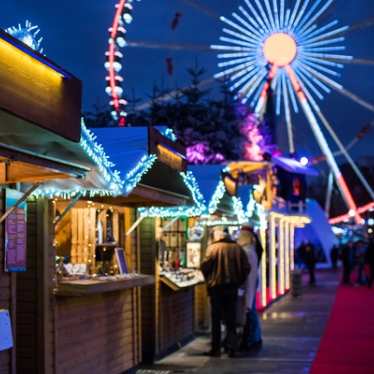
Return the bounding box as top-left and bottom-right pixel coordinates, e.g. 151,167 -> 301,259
90,127 -> 194,207
189,165 -> 244,217
0,110 -> 93,184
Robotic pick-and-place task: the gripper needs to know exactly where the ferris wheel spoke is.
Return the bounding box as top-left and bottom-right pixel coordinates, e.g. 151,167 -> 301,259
264,0 -> 276,31
301,59 -> 341,77
214,61 -> 256,80
285,75 -> 299,113
217,52 -> 252,59
288,0 -> 302,30
244,0 -> 271,33
345,16 -> 374,34
237,70 -> 267,102
230,64 -> 258,82
298,0 -> 334,35
295,0 -> 323,32
126,40 -> 213,51
222,28 -> 259,45
299,19 -> 339,41
284,9 -> 291,30
303,25 -> 349,44
329,85 -> 374,113
254,0 -> 273,32
292,0 -> 311,30
275,70 -> 284,115
301,55 -> 344,69
220,16 -> 259,41
231,67 -> 260,91
282,72 -> 295,153
219,36 -> 257,49
211,44 -> 254,52
305,45 -> 347,52
303,36 -> 346,49
328,58 -> 374,66
294,67 -> 325,100
272,0 -> 280,29
279,0 -> 285,29
302,51 -> 353,61
315,110 -> 374,201
218,56 -> 256,68
238,6 -> 267,38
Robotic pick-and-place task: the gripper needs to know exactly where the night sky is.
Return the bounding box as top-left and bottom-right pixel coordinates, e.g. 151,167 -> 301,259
2,0 -> 374,160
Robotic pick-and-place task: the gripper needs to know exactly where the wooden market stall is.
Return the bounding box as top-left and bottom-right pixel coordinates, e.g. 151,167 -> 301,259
83,128 -> 206,364
0,30 -> 87,374
13,125 -> 199,374
138,164 -> 249,360
226,158 -> 315,310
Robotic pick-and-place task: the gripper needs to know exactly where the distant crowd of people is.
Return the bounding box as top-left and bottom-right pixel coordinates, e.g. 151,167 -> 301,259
201,226 -> 263,358
333,238 -> 374,287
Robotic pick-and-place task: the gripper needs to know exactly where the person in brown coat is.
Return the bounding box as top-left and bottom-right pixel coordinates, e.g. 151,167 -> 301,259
201,227 -> 251,357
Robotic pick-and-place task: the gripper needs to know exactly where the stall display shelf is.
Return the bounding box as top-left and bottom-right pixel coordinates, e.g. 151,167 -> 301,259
54,274 -> 154,296
160,269 -> 204,291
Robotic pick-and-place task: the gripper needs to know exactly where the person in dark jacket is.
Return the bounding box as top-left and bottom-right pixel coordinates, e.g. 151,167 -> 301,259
301,242 -> 317,285
201,227 -> 250,357
341,241 -> 354,285
366,239 -> 374,288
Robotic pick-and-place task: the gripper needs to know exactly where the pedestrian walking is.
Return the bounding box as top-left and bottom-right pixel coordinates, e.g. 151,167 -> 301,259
341,241 -> 354,285
237,226 -> 263,352
301,242 -> 317,286
201,226 -> 250,357
355,240 -> 367,285
366,238 -> 374,288
330,245 -> 339,270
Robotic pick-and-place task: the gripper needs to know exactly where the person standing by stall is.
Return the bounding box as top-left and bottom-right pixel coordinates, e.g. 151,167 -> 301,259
237,226 -> 263,352
201,227 -> 250,357
341,241 -> 354,285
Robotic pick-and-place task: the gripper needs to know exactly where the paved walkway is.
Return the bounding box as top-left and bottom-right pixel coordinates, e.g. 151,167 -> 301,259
137,271 -> 339,374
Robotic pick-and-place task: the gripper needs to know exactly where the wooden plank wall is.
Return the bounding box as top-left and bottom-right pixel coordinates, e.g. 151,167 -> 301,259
158,285 -> 194,355
139,218 -> 195,362
0,190 -> 12,374
54,290 -> 137,374
139,218 -> 156,363
54,206 -> 141,374
16,199 -> 55,374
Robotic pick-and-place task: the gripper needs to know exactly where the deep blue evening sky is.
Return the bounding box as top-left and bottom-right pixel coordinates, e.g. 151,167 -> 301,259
1,0 -> 374,159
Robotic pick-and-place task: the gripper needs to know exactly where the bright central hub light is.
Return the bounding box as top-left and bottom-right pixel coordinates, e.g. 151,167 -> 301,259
263,33 -> 297,67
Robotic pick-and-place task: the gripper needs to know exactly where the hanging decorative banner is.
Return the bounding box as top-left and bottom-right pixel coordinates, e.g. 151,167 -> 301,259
0,310 -> 13,351
4,189 -> 27,272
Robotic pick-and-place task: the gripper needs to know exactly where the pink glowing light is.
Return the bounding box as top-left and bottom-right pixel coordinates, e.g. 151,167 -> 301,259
187,143 -> 225,165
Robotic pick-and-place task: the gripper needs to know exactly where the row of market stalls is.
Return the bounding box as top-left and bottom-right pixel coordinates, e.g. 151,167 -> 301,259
0,30 -> 316,374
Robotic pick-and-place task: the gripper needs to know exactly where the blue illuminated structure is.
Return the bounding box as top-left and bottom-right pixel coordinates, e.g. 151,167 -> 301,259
6,20 -> 44,54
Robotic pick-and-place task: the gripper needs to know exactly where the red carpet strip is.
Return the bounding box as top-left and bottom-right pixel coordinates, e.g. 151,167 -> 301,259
311,285 -> 374,374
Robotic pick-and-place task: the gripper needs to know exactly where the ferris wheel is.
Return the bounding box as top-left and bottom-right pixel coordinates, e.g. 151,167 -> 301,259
105,0 -> 374,222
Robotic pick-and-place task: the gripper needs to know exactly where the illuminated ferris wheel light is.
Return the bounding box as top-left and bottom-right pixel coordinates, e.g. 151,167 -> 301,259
263,33 -> 297,66
211,0 -> 352,113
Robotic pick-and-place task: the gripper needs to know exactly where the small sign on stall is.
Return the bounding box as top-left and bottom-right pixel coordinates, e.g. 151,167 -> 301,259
0,310 -> 13,351
5,189 -> 27,272
115,247 -> 128,275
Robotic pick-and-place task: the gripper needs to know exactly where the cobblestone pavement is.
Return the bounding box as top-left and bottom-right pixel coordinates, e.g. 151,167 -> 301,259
137,271 -> 339,374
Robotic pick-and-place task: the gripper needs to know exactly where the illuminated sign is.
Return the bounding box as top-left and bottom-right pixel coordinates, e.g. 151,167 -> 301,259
149,127 -> 187,172
0,30 -> 82,142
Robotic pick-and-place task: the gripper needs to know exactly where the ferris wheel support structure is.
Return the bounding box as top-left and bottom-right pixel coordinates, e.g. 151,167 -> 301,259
285,65 -> 361,224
